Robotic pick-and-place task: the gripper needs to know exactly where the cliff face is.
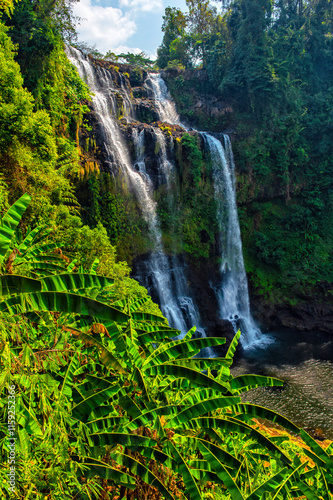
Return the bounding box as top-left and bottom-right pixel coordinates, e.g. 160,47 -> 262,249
75,58 -> 332,336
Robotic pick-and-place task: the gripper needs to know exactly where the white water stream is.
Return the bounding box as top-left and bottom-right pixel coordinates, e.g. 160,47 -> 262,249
66,47 -> 202,337
203,134 -> 261,347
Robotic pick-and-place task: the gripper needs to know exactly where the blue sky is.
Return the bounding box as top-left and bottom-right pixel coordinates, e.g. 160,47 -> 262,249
73,0 -> 188,58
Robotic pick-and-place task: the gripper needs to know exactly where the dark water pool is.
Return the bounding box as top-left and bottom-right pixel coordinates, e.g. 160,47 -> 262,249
232,328 -> 333,438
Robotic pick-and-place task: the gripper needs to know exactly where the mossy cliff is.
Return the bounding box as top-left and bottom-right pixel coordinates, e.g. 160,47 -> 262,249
76,60 -> 333,334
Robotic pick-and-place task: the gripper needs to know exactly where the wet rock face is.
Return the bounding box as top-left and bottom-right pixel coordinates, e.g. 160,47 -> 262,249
133,99 -> 159,124
132,252 -> 236,343
160,68 -> 234,126
252,297 -> 333,334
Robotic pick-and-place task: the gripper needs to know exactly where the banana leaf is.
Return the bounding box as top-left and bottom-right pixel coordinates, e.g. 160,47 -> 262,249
72,456 -> 136,488
0,275 -> 41,297
111,452 -> 176,500
166,439 -> 202,500
146,364 -> 231,393
232,403 -> 300,433
0,291 -> 130,324
72,384 -> 122,422
40,273 -> 113,292
198,441 -> 245,500
0,193 -> 31,258
230,374 -> 283,393
168,396 -> 241,426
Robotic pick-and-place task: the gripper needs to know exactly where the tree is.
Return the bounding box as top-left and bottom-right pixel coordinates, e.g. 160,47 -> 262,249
220,0 -> 276,116
186,0 -> 218,65
157,7 -> 189,69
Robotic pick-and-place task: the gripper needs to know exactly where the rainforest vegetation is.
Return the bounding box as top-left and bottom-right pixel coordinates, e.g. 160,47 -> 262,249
157,0 -> 333,300
0,0 -> 332,498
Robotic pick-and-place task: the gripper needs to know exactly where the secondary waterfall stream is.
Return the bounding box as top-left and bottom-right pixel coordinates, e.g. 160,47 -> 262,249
203,134 -> 261,347
146,73 -> 260,346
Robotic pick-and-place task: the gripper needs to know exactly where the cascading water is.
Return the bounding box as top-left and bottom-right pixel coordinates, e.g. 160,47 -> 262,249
66,46 -> 259,346
145,73 -> 181,125
203,134 -> 261,347
143,75 -> 208,339
66,47 -> 198,336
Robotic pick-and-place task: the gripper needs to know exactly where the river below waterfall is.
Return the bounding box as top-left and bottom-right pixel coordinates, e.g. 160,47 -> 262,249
231,328 -> 333,438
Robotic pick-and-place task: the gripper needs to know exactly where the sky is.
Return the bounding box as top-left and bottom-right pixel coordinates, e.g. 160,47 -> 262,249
72,0 -> 188,58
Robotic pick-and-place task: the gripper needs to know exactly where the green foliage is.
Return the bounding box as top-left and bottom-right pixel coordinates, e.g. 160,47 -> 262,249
157,7 -> 189,69
154,133 -> 218,260
181,133 -> 204,187
118,51 -> 155,70
0,196 -> 332,500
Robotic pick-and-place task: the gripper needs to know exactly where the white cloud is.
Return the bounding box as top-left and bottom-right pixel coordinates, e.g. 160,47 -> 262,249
113,45 -> 143,55
73,0 -> 137,54
118,0 -> 163,12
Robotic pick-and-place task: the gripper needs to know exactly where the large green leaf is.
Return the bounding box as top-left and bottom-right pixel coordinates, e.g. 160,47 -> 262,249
72,456 -> 136,488
169,357 -> 233,370
59,353 -> 80,399
0,291 -> 129,323
112,452 -> 176,500
17,226 -> 53,255
86,415 -> 127,434
72,384 -> 122,422
137,329 -> 179,344
232,403 -> 300,433
188,460 -> 221,484
144,337 -> 226,367
30,262 -> 68,272
189,417 -> 292,464
40,273 -> 114,292
128,297 -> 149,312
146,364 -> 230,393
167,440 -> 202,500
198,441 -> 245,500
77,331 -> 126,373
295,480 -> 321,500
0,193 -> 31,258
0,275 -> 41,297
90,432 -> 156,450
300,429 -> 333,470
246,467 -> 290,499
225,330 -> 241,360
125,404 -> 187,431
25,242 -> 59,257
196,437 -> 241,469
131,311 -> 167,322
134,323 -> 180,335
168,396 -> 241,426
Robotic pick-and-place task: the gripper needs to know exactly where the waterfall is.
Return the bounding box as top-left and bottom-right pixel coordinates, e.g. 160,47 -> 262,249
66,47 -> 259,347
66,47 -> 199,336
144,75 -> 207,339
203,134 -> 261,347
